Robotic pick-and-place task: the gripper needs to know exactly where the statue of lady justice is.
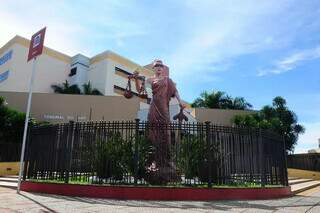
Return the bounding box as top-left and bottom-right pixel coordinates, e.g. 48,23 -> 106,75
129,59 -> 185,183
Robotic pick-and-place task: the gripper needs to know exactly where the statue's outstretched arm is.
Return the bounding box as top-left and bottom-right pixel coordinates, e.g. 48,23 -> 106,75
175,89 -> 186,109
146,77 -> 155,85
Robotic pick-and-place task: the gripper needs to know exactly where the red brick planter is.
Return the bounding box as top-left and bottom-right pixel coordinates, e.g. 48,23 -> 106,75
21,181 -> 292,201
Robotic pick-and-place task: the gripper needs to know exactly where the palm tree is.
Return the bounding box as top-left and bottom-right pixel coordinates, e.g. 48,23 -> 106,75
51,82 -> 66,94
51,80 -> 81,94
191,90 -> 252,110
229,97 -> 253,110
82,81 -> 103,95
191,91 -> 230,108
51,80 -> 102,95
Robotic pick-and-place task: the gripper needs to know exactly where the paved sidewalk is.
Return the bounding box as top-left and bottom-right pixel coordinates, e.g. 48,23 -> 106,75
0,186 -> 320,212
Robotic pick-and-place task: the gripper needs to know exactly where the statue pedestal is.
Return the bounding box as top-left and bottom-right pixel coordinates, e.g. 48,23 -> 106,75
145,162 -> 181,185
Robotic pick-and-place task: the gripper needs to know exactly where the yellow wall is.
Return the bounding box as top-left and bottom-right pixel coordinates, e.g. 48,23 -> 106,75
0,91 -> 140,123
193,108 -> 255,125
0,35 -> 71,63
0,162 -> 19,176
288,168 -> 320,180
0,41 -> 71,94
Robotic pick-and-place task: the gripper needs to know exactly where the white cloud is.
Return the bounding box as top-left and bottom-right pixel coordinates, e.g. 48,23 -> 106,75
1,0 -> 319,79
258,46 -> 320,76
0,1 -> 87,56
166,0 -> 299,80
0,0 -> 148,57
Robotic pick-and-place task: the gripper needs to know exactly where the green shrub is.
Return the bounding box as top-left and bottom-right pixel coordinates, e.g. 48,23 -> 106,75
177,134 -> 204,179
95,132 -> 127,181
95,132 -> 154,182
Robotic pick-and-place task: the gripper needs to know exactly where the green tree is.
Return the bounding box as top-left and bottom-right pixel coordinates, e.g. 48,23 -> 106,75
232,96 -> 304,152
0,96 -> 47,145
82,81 -> 103,95
191,90 -> 252,110
191,91 -> 230,108
0,96 -> 24,144
51,80 -> 81,94
51,80 -> 102,95
229,97 -> 253,110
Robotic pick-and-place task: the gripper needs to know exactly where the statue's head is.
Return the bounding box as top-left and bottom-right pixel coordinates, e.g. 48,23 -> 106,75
152,59 -> 169,77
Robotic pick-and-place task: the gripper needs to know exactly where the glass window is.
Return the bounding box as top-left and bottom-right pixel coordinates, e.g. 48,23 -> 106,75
69,67 -> 77,77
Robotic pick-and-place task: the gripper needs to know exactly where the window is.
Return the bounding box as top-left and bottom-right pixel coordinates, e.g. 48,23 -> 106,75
0,50 -> 12,66
115,67 -> 131,75
69,67 -> 77,77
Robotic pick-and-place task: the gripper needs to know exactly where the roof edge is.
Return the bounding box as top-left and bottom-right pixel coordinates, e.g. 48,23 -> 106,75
0,35 -> 71,63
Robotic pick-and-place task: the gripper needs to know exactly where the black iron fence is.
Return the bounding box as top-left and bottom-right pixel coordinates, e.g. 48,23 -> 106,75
287,153 -> 320,171
0,143 -> 21,162
23,120 -> 288,187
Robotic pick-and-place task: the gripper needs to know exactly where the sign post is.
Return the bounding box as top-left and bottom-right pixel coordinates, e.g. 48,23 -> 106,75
17,27 -> 46,193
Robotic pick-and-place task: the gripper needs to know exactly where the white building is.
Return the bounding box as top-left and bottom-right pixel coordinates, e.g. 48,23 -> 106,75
0,35 -> 194,122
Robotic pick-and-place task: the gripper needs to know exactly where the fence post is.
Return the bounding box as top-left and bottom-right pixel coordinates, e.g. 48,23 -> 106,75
259,129 -> 266,187
282,135 -> 289,186
134,119 -> 140,185
206,121 -> 212,188
65,121 -> 75,183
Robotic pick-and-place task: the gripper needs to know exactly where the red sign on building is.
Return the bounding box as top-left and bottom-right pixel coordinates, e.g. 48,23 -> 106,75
27,27 -> 46,62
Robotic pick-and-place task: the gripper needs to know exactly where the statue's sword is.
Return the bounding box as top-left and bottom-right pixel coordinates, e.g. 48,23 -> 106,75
173,108 -> 188,148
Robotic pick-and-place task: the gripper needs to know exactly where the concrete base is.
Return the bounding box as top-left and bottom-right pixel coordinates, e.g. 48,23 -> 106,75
21,181 -> 292,201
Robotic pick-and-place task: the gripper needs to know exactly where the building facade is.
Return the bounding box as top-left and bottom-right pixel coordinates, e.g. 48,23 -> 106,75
0,36 -> 156,108
0,35 -> 252,124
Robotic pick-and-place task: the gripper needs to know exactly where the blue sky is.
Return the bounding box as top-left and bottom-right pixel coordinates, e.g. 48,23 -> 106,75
0,0 -> 319,153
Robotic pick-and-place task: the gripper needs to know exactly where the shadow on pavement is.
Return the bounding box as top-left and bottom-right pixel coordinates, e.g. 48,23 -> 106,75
23,192 -> 320,212
18,193 -> 58,213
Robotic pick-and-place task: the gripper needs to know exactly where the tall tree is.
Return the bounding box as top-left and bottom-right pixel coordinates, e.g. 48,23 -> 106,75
82,81 -> 103,95
51,80 -> 102,95
0,96 -> 44,144
229,97 -> 253,110
232,96 -> 305,152
51,80 -> 81,94
191,90 -> 252,110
